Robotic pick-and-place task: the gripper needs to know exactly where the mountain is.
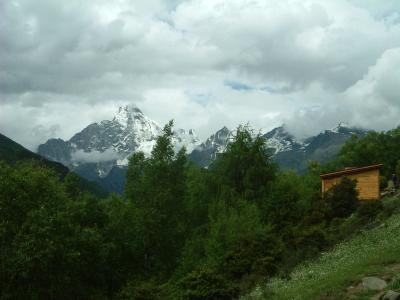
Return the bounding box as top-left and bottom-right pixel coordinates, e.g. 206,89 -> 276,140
188,123 -> 368,171
38,105 -> 200,193
188,126 -> 231,167
38,102 -> 368,192
263,126 -> 305,154
0,132 -> 107,197
269,123 -> 368,172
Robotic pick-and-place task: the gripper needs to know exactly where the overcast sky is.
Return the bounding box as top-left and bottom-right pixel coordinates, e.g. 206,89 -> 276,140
1,0 -> 400,151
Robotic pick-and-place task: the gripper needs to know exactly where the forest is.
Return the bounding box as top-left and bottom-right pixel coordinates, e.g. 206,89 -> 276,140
2,122 -> 400,300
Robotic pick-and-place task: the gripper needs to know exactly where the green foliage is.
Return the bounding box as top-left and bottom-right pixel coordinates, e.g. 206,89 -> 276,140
115,279 -> 166,300
211,125 -> 277,202
206,199 -> 267,263
124,120 -> 188,278
0,161 -> 110,299
337,128 -> 400,178
178,267 -> 239,300
263,172 -> 317,227
396,160 -> 400,178
356,200 -> 383,222
323,177 -> 358,220
245,200 -> 400,300
4,122 -> 396,300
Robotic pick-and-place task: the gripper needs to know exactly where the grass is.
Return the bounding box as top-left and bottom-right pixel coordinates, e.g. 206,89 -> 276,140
242,195 -> 400,300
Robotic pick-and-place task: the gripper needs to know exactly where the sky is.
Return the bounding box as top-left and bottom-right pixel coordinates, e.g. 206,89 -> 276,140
1,0 -> 400,151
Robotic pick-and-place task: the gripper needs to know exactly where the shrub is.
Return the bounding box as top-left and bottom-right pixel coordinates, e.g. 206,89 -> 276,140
323,177 -> 358,220
356,200 -> 383,221
115,280 -> 166,300
178,267 -> 239,300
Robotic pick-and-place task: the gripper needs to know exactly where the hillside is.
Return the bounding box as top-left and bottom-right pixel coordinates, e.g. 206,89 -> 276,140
0,132 -> 70,176
244,194 -> 400,300
0,133 -> 108,197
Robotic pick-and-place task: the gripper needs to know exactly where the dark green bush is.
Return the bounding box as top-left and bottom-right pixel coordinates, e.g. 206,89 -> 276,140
115,280 -> 166,300
323,177 -> 358,220
356,200 -> 383,221
178,267 -> 239,300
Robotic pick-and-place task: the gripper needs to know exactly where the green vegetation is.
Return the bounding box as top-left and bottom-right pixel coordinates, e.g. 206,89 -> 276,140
2,125 -> 400,299
0,132 -> 69,175
0,132 -> 108,197
243,195 -> 400,300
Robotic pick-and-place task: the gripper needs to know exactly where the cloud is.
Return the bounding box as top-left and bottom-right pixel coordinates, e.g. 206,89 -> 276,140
344,47 -> 400,130
224,80 -> 254,91
0,0 -> 400,149
284,47 -> 400,137
71,148 -> 120,163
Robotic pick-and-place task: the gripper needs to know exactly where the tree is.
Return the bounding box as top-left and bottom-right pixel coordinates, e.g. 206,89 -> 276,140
211,125 -> 277,203
0,161 -> 110,299
125,120 -> 188,279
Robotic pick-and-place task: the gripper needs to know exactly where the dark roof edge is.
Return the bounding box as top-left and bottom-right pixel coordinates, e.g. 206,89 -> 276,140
320,164 -> 383,179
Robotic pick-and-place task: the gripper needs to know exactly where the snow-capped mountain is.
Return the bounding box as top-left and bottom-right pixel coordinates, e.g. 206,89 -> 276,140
38,105 -> 200,181
272,123 -> 368,172
188,123 -> 368,170
188,126 -> 231,167
263,126 -> 304,154
38,108 -> 368,193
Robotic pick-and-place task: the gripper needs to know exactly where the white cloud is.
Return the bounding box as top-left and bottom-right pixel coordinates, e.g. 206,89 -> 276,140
284,47 -> 400,137
71,148 -> 120,163
0,0 -> 400,149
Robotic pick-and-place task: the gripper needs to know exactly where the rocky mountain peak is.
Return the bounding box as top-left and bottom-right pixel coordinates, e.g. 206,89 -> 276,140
39,104 -> 202,179
113,105 -> 148,129
329,122 -> 350,134
263,125 -> 302,154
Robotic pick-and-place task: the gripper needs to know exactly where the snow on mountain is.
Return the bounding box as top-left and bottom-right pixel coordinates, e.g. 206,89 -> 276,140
329,122 -> 350,133
263,126 -> 304,154
173,129 -> 201,153
188,126 -> 231,167
38,105 -> 200,178
188,123 -> 368,168
38,109 -> 368,193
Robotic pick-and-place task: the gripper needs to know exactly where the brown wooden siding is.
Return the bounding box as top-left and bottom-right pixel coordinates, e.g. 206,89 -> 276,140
321,169 -> 380,200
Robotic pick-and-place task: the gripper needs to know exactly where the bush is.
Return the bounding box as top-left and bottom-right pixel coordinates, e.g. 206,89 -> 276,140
356,200 -> 383,221
222,234 -> 283,280
178,267 -> 239,300
323,177 -> 358,220
380,176 -> 388,190
115,280 -> 166,300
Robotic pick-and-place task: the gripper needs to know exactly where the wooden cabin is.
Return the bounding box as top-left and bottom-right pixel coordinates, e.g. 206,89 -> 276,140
320,164 -> 383,200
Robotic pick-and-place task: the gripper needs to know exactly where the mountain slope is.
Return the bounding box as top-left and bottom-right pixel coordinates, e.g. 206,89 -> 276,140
272,123 -> 368,172
0,133 -> 70,176
244,195 -> 400,300
0,133 -> 107,197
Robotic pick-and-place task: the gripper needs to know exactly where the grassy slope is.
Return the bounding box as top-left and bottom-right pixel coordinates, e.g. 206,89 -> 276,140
244,195 -> 400,300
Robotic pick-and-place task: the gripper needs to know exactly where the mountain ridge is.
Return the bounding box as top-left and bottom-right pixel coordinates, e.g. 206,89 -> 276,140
37,105 -> 368,192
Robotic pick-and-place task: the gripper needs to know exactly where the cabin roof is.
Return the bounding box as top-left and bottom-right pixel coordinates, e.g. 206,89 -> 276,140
320,164 -> 383,180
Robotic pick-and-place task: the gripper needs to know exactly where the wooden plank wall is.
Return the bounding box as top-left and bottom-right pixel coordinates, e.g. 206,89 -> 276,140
322,169 -> 380,200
